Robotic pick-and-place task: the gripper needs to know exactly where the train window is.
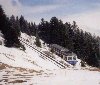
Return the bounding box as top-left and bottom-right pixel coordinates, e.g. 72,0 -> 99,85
73,56 -> 76,60
68,57 -> 72,60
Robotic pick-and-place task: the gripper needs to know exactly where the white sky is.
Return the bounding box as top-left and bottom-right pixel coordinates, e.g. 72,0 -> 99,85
62,9 -> 100,36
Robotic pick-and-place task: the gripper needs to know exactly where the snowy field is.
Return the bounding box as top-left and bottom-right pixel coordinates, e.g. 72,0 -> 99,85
0,68 -> 100,85
29,69 -> 100,85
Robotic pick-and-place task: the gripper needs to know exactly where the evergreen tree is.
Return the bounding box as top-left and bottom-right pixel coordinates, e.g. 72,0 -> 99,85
37,17 -> 100,67
0,5 -> 20,47
29,22 -> 37,36
10,15 -> 21,37
35,28 -> 41,47
0,5 -> 9,34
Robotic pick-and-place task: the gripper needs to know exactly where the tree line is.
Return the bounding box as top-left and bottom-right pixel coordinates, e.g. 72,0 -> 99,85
0,5 -> 37,48
38,17 -> 100,67
0,5 -> 100,67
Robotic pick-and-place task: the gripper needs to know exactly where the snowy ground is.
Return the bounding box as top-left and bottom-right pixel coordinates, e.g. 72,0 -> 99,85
29,69 -> 100,85
0,68 -> 100,85
0,33 -> 100,85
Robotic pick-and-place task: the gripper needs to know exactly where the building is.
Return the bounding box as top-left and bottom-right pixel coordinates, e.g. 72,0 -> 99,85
49,44 -> 78,65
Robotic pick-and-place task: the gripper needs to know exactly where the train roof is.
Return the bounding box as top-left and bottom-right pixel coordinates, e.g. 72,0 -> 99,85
50,44 -> 69,52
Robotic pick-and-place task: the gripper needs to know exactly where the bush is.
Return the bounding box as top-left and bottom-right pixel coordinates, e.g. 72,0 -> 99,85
35,37 -> 41,47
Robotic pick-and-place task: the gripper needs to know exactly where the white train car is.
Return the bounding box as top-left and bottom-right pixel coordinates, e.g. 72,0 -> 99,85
50,44 -> 78,65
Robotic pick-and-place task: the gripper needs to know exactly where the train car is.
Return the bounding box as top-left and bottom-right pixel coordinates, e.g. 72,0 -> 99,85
64,54 -> 78,65
49,44 -> 78,65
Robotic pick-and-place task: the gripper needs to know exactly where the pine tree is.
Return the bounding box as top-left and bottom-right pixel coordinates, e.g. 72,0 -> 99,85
35,28 -> 41,47
19,15 -> 30,35
10,15 -> 21,37
0,5 -> 9,33
37,17 -> 100,67
0,5 -> 21,47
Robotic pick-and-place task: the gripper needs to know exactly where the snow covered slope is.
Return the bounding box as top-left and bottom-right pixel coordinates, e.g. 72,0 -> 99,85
0,33 -> 71,71
0,33 -> 100,85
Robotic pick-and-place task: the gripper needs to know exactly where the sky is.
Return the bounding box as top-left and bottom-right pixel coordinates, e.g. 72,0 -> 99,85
0,0 -> 100,36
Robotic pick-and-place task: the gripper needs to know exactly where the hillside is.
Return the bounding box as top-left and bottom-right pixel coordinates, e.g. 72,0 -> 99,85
0,2 -> 100,85
0,32 -> 100,85
0,33 -> 70,71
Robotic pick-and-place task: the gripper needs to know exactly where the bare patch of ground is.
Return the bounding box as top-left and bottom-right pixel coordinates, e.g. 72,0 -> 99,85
8,80 -> 27,84
0,62 -> 42,85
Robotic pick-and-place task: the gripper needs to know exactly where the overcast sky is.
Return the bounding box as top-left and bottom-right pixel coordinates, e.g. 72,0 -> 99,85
0,0 -> 100,36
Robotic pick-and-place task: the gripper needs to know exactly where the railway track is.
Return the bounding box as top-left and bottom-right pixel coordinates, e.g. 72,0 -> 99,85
19,37 -> 68,69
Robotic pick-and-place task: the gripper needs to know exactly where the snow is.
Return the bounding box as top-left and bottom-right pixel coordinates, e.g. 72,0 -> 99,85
0,45 -> 41,71
0,44 -> 61,71
0,67 -> 99,85
25,45 -> 60,70
27,69 -> 100,85
75,59 -> 81,69
0,33 -> 61,71
0,32 -> 100,85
